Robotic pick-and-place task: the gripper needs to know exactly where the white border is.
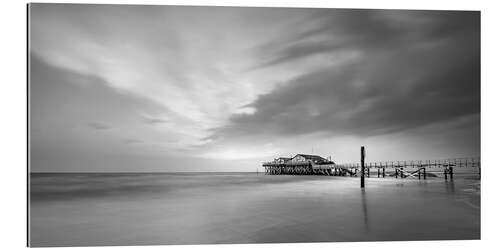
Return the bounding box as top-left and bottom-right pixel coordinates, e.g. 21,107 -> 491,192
2,0 -> 499,250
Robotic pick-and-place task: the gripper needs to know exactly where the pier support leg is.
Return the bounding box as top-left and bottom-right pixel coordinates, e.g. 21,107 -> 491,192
382,167 -> 385,178
449,167 -> 453,180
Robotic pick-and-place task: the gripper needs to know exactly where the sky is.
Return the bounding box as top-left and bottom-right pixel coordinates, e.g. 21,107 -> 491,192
29,4 -> 480,172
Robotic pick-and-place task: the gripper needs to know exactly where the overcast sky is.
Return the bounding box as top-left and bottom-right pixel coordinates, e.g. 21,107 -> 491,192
29,4 -> 480,172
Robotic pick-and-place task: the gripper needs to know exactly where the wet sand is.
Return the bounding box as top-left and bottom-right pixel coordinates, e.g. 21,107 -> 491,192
29,173 -> 480,247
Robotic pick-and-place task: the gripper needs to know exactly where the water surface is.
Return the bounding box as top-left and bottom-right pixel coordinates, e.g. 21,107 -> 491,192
29,173 -> 480,247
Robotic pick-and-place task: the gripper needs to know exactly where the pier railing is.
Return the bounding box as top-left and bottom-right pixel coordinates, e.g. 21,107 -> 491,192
337,157 -> 480,169
337,157 -> 480,179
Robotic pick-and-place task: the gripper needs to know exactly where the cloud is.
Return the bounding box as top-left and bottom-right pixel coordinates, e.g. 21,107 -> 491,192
123,138 -> 144,144
142,115 -> 170,125
29,3 -> 298,140
29,54 -> 204,171
252,10 -> 479,69
29,5 -> 480,165
87,122 -> 113,130
208,10 -> 480,144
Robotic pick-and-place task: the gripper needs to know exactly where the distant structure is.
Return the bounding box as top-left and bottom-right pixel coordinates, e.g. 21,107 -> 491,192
263,154 -> 481,179
263,154 -> 347,175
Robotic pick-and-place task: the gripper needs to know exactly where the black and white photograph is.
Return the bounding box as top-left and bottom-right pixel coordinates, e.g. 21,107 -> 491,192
27,2 -> 482,248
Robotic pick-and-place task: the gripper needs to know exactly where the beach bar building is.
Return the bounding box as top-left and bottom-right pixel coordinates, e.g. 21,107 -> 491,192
263,154 -> 347,175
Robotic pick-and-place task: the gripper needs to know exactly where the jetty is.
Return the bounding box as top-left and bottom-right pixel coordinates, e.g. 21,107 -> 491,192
262,154 -> 481,179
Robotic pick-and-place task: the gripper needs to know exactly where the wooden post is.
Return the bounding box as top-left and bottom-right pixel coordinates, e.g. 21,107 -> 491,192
377,168 -> 380,178
423,167 -> 426,179
367,163 -> 370,178
382,167 -> 385,178
400,167 -> 404,178
395,168 -> 398,178
444,168 -> 448,180
418,168 -> 421,179
449,166 -> 454,180
361,146 -> 365,188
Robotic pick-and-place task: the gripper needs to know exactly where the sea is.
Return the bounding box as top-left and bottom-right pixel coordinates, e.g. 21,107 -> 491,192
29,172 -> 480,247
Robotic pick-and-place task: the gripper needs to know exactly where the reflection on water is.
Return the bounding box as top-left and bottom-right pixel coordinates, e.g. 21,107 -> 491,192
361,189 -> 369,232
445,179 -> 456,193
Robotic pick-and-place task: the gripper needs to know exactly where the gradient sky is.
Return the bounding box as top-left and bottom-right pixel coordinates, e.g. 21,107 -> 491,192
29,4 -> 480,172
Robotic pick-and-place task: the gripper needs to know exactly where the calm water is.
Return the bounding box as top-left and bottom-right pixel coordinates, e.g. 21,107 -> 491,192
29,172 -> 480,247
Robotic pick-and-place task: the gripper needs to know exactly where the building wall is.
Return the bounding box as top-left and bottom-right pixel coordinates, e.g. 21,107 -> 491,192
274,158 -> 290,163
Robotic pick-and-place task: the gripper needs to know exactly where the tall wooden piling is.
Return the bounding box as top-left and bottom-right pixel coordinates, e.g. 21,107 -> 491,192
361,146 -> 365,188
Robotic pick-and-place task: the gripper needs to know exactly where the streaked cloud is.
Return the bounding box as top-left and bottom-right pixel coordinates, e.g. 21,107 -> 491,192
29,4 -> 480,171
208,10 -> 479,142
87,122 -> 113,130
142,115 -> 170,125
123,138 -> 144,145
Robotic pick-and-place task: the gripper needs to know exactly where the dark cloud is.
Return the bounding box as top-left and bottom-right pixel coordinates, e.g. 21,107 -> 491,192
87,122 -> 113,130
253,9 -> 479,69
210,10 -> 480,142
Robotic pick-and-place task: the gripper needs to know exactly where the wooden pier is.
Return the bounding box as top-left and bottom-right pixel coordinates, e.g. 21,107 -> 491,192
262,156 -> 480,179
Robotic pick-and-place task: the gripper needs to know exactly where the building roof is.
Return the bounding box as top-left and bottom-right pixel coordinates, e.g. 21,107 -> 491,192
294,154 -> 328,162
